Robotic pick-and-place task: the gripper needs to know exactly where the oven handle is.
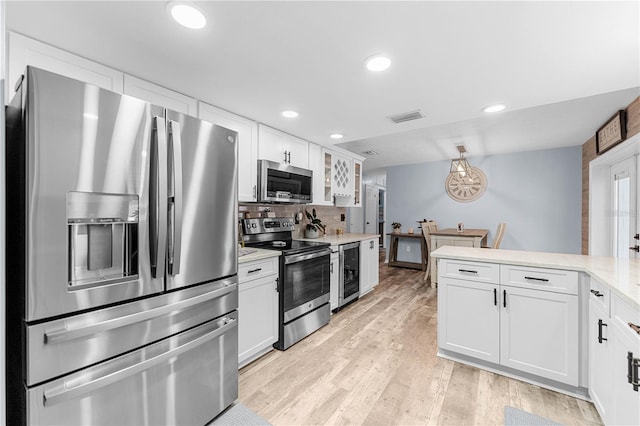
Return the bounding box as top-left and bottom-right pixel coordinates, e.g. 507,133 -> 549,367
284,249 -> 331,265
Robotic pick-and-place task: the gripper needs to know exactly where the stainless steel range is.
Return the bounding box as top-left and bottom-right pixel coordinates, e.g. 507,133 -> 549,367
242,217 -> 331,350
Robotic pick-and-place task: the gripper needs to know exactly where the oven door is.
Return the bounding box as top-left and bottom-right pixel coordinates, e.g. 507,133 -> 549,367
282,249 -> 330,322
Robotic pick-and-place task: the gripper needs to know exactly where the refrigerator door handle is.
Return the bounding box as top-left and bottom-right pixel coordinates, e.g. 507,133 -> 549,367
168,120 -> 183,276
43,281 -> 236,344
42,316 -> 237,407
151,115 -> 168,279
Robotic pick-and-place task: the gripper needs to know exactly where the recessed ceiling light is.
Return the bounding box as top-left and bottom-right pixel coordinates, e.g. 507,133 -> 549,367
281,110 -> 299,118
329,133 -> 344,139
168,2 -> 207,29
365,55 -> 391,72
483,104 -> 506,113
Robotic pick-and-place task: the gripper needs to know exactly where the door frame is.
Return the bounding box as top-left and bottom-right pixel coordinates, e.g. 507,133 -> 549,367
589,132 -> 640,257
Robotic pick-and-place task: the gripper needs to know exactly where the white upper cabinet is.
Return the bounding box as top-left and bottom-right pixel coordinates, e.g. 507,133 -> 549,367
308,143 -> 332,205
320,148 -> 365,207
7,32 -> 124,100
199,102 -> 258,202
258,125 -> 309,168
124,75 -> 197,116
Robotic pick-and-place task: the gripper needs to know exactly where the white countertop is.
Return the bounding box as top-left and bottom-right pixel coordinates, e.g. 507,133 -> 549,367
431,246 -> 640,310
238,247 -> 281,264
294,233 -> 379,246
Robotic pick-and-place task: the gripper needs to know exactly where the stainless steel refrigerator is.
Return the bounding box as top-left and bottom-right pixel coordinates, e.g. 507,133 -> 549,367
5,66 -> 239,425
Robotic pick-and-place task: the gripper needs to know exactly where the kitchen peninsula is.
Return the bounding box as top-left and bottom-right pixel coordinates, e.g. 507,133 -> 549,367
431,246 -> 640,426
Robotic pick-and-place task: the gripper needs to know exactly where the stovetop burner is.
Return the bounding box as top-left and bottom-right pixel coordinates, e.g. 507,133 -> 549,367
242,217 -> 330,255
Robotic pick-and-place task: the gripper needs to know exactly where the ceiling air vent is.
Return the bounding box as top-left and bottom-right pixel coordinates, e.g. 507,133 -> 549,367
388,110 -> 424,124
364,150 -> 378,156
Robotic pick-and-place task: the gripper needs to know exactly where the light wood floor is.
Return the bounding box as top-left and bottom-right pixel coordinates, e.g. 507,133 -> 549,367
238,251 -> 602,426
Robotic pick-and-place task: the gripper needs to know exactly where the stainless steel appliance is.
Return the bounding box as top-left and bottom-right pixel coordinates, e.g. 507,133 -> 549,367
242,218 -> 331,349
5,67 -> 239,425
257,159 -> 313,203
335,242 -> 360,311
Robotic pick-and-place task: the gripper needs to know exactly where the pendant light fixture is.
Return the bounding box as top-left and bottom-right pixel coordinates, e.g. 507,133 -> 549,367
450,145 -> 472,178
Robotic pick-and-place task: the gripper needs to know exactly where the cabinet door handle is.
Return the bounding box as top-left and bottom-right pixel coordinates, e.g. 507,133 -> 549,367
597,319 -> 608,343
590,289 -> 604,298
493,288 -> 497,306
524,276 -> 549,282
287,151 -> 291,164
627,352 -> 640,391
458,269 -> 478,274
330,262 -> 333,274
629,322 -> 640,335
275,277 -> 279,292
253,185 -> 257,198
503,289 -> 507,308
247,268 -> 262,274
283,151 -> 288,163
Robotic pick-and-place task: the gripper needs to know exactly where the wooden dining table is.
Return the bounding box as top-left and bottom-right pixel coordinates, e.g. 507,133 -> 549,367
429,228 -> 489,287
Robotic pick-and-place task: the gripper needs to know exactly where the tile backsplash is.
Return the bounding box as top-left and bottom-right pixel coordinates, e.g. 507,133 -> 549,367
239,204 -> 347,238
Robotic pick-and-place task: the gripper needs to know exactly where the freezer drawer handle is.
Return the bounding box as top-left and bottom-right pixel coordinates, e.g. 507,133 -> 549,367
590,289 -> 604,298
43,316 -> 237,406
44,282 -> 236,344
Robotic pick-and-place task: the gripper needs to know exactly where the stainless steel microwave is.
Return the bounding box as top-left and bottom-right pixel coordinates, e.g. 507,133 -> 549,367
257,160 -> 313,203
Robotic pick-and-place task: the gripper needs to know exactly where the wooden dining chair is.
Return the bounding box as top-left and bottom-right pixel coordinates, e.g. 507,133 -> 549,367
422,221 -> 438,282
485,223 -> 506,249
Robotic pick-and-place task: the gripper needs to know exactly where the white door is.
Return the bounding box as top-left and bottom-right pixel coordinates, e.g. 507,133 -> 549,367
364,185 -> 378,235
610,157 -> 638,258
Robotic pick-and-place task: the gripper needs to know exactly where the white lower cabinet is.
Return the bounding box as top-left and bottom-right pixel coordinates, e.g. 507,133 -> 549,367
587,277 -> 640,426
611,313 -> 640,426
500,284 -> 578,385
359,238 -> 379,296
592,289 -> 640,426
588,280 -> 613,424
438,277 -> 500,363
238,257 -> 279,368
438,260 -> 579,386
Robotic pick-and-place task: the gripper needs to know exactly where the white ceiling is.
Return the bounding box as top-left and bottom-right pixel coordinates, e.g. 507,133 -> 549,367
6,1 -> 640,171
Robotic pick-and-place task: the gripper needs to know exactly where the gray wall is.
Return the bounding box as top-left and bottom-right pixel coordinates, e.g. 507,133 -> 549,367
386,146 -> 582,263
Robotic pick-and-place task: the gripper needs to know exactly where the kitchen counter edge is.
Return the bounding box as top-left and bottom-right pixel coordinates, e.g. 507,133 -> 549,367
238,248 -> 282,264
431,246 -> 640,310
294,233 -> 380,246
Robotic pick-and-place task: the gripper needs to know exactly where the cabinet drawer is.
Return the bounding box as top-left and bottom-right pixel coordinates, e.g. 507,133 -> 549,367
439,259 -> 499,284
589,277 -> 610,316
239,257 -> 278,283
501,265 -> 578,295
